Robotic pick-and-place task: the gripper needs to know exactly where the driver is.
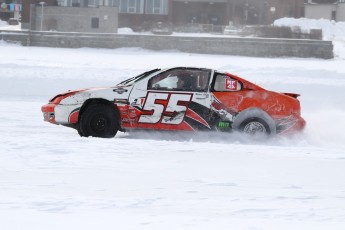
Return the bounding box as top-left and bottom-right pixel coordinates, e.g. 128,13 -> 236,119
176,74 -> 195,91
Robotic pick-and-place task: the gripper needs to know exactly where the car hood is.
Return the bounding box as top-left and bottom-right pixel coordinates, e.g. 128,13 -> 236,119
49,87 -> 102,102
51,85 -> 133,105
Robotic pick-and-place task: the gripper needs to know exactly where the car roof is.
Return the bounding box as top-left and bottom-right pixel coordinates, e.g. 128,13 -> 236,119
162,66 -> 213,71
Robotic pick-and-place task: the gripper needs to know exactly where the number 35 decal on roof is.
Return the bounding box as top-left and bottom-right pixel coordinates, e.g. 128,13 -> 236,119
138,92 -> 193,125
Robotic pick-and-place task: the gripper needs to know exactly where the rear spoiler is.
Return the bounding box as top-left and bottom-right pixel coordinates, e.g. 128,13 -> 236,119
283,93 -> 300,98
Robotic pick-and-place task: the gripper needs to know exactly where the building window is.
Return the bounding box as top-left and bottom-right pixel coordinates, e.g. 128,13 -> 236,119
119,0 -> 143,13
128,0 -> 136,13
91,17 -> 99,28
331,10 -> 336,21
108,0 -> 120,6
146,0 -> 168,15
88,0 -> 100,7
72,0 -> 81,7
57,0 -> 66,6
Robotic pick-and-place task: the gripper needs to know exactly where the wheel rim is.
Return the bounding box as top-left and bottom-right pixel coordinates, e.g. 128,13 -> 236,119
90,114 -> 108,133
243,121 -> 267,135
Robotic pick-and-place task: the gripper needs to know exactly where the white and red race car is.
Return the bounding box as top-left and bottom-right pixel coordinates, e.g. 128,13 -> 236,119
42,67 -> 305,138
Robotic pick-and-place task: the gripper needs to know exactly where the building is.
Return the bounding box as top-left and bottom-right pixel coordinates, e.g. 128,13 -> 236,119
22,0 -> 305,32
30,5 -> 118,32
54,0 -> 305,27
21,0 -> 57,29
305,0 -> 345,21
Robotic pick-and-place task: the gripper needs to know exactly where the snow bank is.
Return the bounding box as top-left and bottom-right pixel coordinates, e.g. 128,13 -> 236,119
274,17 -> 345,40
0,19 -> 7,27
0,19 -> 21,31
117,27 -> 135,34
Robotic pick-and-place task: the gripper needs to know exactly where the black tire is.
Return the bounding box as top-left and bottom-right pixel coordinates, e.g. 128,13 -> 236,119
239,117 -> 271,136
79,104 -> 119,138
77,126 -> 84,137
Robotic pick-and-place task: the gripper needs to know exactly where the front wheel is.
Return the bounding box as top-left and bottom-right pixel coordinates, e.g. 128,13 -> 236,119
239,117 -> 271,136
79,104 -> 119,138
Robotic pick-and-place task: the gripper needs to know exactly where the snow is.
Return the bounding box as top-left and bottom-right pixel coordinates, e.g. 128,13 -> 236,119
0,19 -> 21,31
1,18 -> 345,230
273,17 -> 345,59
274,17 -> 345,41
117,27 -> 135,34
117,27 -> 237,38
0,19 -> 7,27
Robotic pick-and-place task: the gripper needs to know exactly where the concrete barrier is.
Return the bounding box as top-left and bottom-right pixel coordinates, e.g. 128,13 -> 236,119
0,30 -> 334,59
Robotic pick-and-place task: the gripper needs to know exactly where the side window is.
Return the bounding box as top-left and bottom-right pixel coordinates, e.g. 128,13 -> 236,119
148,69 -> 211,92
213,74 -> 242,92
148,69 -> 180,90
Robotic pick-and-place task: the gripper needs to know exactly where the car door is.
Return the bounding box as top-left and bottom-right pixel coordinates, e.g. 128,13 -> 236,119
209,72 -> 244,128
127,67 -> 214,131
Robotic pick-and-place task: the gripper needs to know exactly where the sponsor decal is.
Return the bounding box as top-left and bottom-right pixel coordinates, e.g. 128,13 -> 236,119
225,79 -> 238,90
131,98 -> 146,108
218,121 -> 231,129
113,88 -> 128,94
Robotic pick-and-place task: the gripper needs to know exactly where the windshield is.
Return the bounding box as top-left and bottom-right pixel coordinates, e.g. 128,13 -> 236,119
117,68 -> 161,86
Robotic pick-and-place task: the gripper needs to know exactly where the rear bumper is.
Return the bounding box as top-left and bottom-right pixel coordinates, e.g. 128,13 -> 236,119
276,114 -> 306,135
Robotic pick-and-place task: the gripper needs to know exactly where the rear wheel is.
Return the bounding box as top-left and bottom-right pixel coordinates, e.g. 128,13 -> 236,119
239,117 -> 271,136
79,104 -> 119,138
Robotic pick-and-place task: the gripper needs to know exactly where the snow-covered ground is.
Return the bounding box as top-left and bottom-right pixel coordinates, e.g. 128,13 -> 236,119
1,40 -> 345,230
1,17 -> 345,230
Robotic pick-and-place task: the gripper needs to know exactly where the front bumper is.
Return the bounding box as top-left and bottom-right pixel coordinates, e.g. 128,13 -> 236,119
42,103 -> 57,124
42,102 -> 81,124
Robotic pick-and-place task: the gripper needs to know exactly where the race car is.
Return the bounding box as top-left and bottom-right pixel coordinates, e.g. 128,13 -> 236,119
41,67 -> 306,138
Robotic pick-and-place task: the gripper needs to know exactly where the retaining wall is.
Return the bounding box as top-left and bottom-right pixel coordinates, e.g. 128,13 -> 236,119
0,30 -> 334,59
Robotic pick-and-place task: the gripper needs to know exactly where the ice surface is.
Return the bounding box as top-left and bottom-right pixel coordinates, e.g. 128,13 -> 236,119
1,19 -> 345,230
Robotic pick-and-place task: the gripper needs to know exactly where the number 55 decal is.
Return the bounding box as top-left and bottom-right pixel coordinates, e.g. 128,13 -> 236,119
138,92 -> 192,125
